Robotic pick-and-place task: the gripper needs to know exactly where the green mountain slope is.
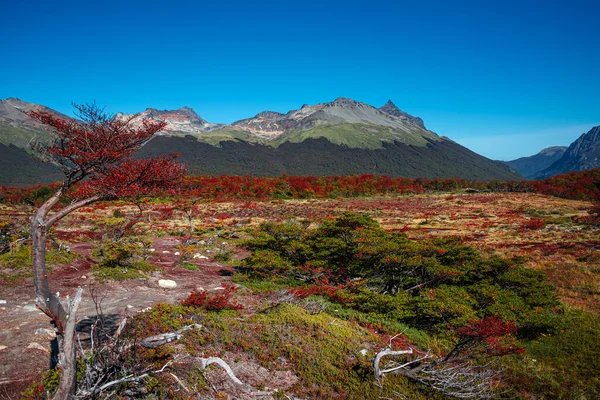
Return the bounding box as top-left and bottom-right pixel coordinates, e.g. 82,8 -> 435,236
0,143 -> 62,187
0,97 -> 524,185
272,123 -> 440,149
136,135 -> 521,181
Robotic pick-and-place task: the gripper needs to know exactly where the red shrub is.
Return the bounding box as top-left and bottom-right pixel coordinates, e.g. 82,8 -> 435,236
181,283 -> 242,311
521,218 -> 545,231
453,316 -> 524,356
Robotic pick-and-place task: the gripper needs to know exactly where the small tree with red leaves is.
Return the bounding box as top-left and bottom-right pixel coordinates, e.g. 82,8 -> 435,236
26,103 -> 186,400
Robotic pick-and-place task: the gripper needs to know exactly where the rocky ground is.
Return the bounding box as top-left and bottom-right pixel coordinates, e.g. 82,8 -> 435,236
0,235 -> 233,398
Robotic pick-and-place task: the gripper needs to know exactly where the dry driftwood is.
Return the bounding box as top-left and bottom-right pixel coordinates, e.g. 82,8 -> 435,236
140,323 -> 203,348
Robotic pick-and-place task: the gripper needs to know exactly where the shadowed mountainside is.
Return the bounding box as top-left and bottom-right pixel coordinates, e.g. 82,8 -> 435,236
505,146 -> 567,179
536,126 -> 600,179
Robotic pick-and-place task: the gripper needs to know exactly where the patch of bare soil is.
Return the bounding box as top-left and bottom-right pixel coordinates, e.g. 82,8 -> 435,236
0,236 -> 232,398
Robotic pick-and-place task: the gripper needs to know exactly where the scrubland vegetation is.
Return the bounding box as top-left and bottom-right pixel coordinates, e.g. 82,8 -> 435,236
2,171 -> 600,399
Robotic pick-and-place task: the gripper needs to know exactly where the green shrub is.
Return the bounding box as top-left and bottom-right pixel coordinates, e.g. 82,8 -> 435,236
92,238 -> 158,280
21,368 -> 60,399
242,212 -> 559,335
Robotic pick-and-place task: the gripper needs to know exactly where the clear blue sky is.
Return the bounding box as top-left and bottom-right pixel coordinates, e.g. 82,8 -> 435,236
1,0 -> 599,160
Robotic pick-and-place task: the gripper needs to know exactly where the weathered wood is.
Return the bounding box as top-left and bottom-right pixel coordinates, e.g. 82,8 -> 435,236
53,288 -> 83,400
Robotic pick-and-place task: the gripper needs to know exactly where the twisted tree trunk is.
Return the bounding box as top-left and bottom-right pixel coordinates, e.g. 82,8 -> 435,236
31,187 -> 102,400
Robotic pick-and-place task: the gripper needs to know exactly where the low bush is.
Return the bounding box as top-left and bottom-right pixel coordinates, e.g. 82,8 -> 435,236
241,212 -> 559,335
181,283 -> 242,311
92,238 -> 157,280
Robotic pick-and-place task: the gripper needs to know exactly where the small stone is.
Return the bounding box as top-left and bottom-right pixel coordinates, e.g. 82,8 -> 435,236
127,305 -> 134,309
162,250 -> 171,254
23,305 -> 38,312
81,275 -> 87,279
193,254 -> 208,259
26,342 -> 49,353
35,328 -> 56,338
149,248 -> 155,252
360,349 -> 368,356
158,279 -> 177,289
211,287 -> 225,291
0,345 -> 7,351
174,252 -> 180,256
0,300 -> 6,304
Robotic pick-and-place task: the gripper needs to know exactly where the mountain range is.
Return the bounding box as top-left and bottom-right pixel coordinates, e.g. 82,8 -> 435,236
504,146 -> 568,179
504,126 -> 600,179
0,97 -> 547,186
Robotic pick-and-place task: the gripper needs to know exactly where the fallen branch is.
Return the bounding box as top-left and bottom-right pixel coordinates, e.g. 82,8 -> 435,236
79,359 -> 175,397
373,344 -> 501,399
196,357 -> 244,385
373,348 -> 415,379
140,323 -> 203,348
169,372 -> 190,393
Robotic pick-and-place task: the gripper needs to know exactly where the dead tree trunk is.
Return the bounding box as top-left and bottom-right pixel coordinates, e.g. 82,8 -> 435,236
53,289 -> 83,399
31,187 -> 101,400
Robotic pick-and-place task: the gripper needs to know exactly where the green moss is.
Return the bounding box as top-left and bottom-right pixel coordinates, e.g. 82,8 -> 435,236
94,259 -> 157,281
180,262 -> 199,271
131,302 -> 440,399
503,308 -> 600,399
92,238 -> 159,280
0,244 -> 78,281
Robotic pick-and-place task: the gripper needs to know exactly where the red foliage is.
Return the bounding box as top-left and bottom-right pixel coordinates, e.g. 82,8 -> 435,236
289,278 -> 356,304
521,218 -> 545,231
181,283 -> 242,311
454,316 -> 524,356
455,316 -> 517,340
72,156 -> 186,200
26,103 -> 186,198
4,165 -> 600,204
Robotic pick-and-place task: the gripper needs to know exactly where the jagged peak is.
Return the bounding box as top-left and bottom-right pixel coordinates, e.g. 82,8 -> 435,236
378,100 -> 426,129
137,106 -> 204,120
382,99 -> 399,109
256,110 -> 285,118
329,97 -> 362,107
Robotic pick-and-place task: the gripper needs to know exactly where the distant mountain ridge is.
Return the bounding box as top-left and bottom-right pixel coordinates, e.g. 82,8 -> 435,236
114,97 -> 434,147
0,98 -> 70,152
504,146 -> 567,179
0,97 -> 522,185
535,126 -> 600,179
114,106 -> 225,135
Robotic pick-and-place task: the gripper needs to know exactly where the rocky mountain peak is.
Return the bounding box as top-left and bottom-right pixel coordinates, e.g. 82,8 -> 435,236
534,125 -> 600,179
328,97 -> 362,108
378,100 -> 425,129
114,105 -> 223,135
256,111 -> 285,119
177,106 -> 202,117
382,99 -> 399,111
